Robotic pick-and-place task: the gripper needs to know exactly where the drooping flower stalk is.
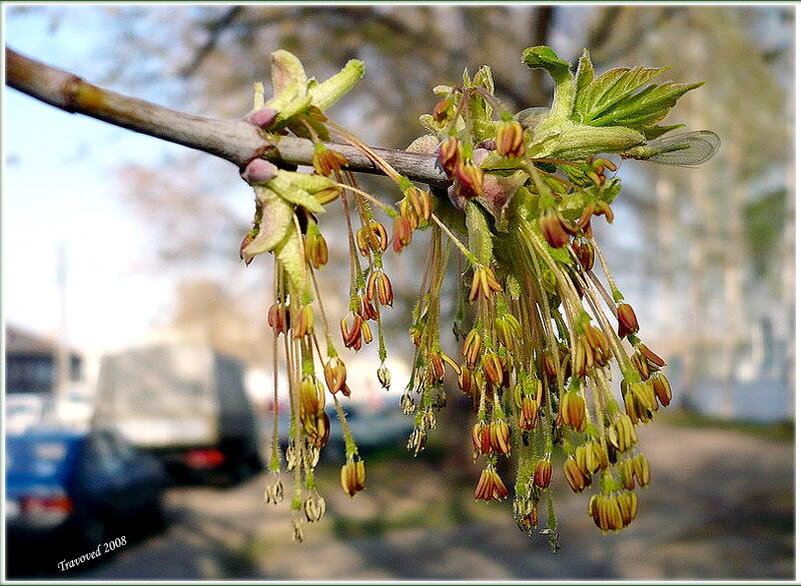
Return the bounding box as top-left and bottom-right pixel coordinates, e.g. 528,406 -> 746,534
240,46 -> 717,547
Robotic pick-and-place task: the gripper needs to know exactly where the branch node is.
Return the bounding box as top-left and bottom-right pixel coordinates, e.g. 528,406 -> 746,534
61,74 -> 84,113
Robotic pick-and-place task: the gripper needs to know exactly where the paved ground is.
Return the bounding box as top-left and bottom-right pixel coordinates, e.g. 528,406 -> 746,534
14,423 -> 795,580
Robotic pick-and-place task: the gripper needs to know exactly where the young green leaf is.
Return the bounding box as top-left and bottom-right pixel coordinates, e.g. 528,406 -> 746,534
522,46 -> 572,79
642,123 -> 685,140
243,187 -> 294,256
522,46 -> 575,122
591,81 -> 704,129
465,200 -> 493,266
574,49 -> 595,99
575,66 -> 670,123
309,59 -> 365,111
274,222 -> 307,295
269,171 -> 325,213
271,50 -> 308,96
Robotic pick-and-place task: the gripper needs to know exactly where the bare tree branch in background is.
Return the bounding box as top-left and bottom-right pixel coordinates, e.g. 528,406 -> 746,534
180,6 -> 244,78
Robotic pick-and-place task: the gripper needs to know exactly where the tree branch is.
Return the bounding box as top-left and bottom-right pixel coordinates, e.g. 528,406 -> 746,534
180,6 -> 244,78
5,47 -> 449,187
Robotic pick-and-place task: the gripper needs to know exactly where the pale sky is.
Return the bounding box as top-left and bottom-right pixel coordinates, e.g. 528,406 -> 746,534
4,8 -> 234,362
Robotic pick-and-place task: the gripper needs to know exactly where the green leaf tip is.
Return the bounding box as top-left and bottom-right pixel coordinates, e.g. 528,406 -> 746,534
521,46 -> 571,74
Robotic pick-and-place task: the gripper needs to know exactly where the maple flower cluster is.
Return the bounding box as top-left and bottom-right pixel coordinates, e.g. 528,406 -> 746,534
239,46 -> 713,547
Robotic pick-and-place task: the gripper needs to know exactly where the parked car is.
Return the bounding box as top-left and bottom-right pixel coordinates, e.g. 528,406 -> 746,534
268,401 -> 412,461
6,427 -> 167,550
324,403 -> 413,458
93,344 -> 263,483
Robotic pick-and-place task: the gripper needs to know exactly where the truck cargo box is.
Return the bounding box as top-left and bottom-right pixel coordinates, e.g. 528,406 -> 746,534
93,344 -> 261,479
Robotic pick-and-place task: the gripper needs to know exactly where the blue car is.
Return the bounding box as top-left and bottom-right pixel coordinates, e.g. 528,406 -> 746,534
6,427 -> 167,551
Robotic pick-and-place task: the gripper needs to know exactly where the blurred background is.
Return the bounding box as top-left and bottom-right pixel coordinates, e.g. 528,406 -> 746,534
3,4 -> 795,580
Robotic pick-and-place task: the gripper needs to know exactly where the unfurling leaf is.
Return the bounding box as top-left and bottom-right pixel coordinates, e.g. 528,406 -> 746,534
269,171 -> 325,213
243,187 -> 293,256
465,200 -> 493,266
521,46 -> 572,80
310,60 -> 365,111
574,66 -> 670,123
274,222 -> 307,294
572,58 -> 703,133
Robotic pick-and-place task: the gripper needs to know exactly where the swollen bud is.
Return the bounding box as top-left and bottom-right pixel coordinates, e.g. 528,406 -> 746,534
437,136 -> 461,178
572,238 -> 595,270
312,146 -> 348,176
616,303 -> 640,337
559,391 -> 586,432
652,372 -> 672,407
323,356 -> 347,395
432,96 -> 454,122
539,209 -> 571,249
243,107 -> 278,129
534,458 -> 553,489
474,465 -> 509,501
304,226 -> 329,269
455,163 -> 484,199
392,216 -> 413,253
340,456 -> 366,497
563,456 -> 591,493
241,158 -> 279,185
495,120 -> 526,158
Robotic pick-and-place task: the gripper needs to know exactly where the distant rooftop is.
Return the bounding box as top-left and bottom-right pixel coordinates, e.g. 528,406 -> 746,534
6,325 -> 56,354
5,325 -> 80,357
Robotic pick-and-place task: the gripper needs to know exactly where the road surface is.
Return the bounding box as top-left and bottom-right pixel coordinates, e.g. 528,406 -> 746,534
27,423 -> 795,580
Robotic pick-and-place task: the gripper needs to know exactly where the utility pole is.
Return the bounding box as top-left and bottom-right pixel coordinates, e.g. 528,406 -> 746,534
55,244 -> 70,402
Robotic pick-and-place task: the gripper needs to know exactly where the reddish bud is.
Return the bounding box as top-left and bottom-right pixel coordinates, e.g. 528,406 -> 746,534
323,356 -> 347,395
312,147 -> 348,177
267,303 -> 287,335
437,137 -> 461,178
455,163 -> 484,199
392,216 -> 413,253
534,458 -> 553,489
539,209 -> 571,249
572,238 -> 595,270
240,158 -> 279,185
243,107 -> 278,129
652,372 -> 672,407
495,120 -> 526,158
474,466 -> 509,501
616,304 -> 640,337
638,343 -> 666,369
432,97 -> 453,122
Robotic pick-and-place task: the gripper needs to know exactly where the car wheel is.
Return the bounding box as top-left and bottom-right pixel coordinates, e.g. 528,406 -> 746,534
76,513 -> 107,549
143,494 -> 165,529
248,452 -> 264,473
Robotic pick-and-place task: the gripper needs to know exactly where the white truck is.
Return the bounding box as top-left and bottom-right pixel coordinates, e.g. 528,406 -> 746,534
93,344 -> 262,482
